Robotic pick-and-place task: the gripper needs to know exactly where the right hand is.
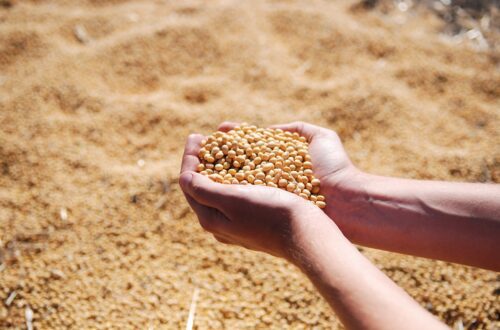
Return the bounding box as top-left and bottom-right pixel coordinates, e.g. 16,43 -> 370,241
268,121 -> 359,193
218,121 -> 363,221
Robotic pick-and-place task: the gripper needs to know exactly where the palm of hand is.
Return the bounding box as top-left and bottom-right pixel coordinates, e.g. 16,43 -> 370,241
180,121 -> 354,257
268,122 -> 355,204
218,121 -> 352,183
217,121 -> 354,209
307,130 -> 352,185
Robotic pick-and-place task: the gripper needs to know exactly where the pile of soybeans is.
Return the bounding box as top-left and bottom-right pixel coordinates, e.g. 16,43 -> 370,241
197,125 -> 326,208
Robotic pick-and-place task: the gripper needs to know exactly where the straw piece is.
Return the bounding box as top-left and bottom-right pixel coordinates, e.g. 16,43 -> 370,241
25,306 -> 33,330
5,291 -> 17,306
74,25 -> 89,44
60,208 -> 68,221
185,288 -> 200,330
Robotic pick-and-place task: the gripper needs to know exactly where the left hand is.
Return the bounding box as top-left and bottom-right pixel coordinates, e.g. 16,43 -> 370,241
179,132 -> 330,262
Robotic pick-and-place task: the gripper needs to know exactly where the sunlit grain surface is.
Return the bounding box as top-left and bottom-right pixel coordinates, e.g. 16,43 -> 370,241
0,0 -> 498,328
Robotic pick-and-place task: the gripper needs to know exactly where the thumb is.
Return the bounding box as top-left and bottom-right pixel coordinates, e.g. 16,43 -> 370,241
179,171 -> 238,210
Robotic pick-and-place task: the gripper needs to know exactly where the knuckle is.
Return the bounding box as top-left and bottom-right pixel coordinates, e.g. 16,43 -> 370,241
214,235 -> 229,244
294,121 -> 305,129
328,129 -> 340,140
317,126 -> 338,139
179,173 -> 191,190
199,217 -> 215,232
190,179 -> 204,195
295,121 -> 309,135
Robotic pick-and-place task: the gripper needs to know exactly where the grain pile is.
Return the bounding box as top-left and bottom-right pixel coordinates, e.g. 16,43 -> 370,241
0,0 -> 499,329
197,125 -> 326,208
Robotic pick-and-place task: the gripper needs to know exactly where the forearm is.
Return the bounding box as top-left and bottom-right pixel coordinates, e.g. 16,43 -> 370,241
292,216 -> 446,330
328,171 -> 500,270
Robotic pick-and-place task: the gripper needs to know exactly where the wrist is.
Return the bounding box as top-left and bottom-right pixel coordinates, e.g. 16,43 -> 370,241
291,216 -> 361,284
324,165 -> 368,196
286,205 -> 347,270
323,167 -> 372,241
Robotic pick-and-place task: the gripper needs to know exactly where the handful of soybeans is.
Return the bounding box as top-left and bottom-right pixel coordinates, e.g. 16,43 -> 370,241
197,124 -> 326,208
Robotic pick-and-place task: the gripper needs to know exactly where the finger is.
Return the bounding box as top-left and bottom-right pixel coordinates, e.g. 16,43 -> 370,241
213,235 -> 233,245
180,133 -> 205,174
184,194 -> 231,234
269,121 -> 327,141
217,121 -> 240,132
179,171 -> 240,210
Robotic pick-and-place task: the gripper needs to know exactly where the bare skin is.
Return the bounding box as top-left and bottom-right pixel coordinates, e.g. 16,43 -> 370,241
270,122 -> 500,271
179,121 -> 500,329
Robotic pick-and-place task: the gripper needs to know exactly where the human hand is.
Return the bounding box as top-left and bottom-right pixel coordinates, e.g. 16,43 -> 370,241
217,121 -> 361,212
214,121 -> 367,241
179,132 -> 333,263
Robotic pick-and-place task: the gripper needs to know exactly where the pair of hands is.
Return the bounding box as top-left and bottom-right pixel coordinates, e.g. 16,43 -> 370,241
179,121 -> 356,264
181,122 -> 498,329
